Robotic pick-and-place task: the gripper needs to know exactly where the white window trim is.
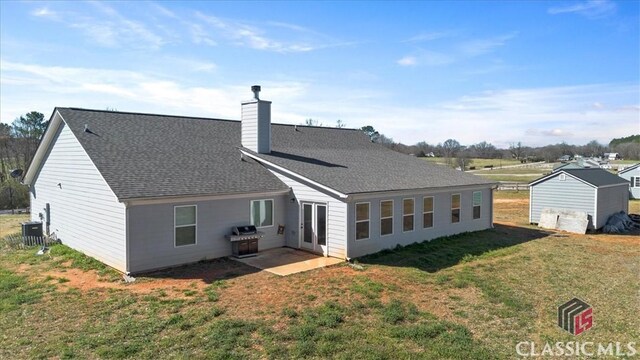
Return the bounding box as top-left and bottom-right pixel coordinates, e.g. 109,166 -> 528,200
632,176 -> 639,188
250,199 -> 274,229
423,196 -> 434,229
402,198 -> 415,232
473,191 -> 482,220
451,193 -> 461,224
174,205 -> 197,248
355,202 -> 370,241
380,199 -> 394,237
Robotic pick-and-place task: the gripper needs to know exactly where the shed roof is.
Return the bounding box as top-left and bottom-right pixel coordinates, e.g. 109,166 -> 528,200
530,168 -> 629,188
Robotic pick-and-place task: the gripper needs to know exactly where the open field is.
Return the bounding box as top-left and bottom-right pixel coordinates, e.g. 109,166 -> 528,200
422,157 -> 522,168
479,175 -> 541,183
1,194 -> 639,359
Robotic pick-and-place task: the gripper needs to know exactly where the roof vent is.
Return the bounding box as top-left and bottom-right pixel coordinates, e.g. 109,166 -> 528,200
251,85 -> 261,100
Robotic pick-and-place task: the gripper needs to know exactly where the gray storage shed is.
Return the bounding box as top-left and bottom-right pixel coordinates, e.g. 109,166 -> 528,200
529,168 -> 629,229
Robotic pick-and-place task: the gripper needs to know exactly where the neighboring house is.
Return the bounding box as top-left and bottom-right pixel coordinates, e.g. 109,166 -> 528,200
558,155 -> 572,162
529,169 -> 629,229
552,162 -> 583,172
604,153 -> 620,160
618,163 -> 640,199
577,158 -> 603,168
23,86 -> 496,274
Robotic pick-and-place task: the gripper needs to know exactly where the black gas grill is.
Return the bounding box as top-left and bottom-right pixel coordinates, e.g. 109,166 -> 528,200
226,225 -> 263,258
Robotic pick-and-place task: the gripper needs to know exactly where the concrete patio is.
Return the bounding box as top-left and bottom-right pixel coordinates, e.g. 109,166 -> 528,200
231,247 -> 344,276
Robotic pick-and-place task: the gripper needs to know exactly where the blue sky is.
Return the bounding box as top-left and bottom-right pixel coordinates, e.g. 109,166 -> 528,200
1,0 -> 638,147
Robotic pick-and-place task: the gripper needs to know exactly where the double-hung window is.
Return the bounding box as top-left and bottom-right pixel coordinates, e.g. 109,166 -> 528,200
423,196 -> 434,228
251,200 -> 273,228
451,194 -> 461,223
355,203 -> 370,240
473,191 -> 482,219
380,200 -> 393,236
175,205 -> 197,247
403,198 -> 414,232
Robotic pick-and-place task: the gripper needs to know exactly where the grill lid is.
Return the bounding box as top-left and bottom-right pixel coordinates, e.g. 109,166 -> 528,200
233,225 -> 257,235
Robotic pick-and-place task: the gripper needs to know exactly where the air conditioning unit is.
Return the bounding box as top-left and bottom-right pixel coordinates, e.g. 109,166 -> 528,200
22,221 -> 43,238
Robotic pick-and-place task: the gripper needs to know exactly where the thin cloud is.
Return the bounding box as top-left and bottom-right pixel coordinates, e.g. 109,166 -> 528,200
548,0 -> 617,19
195,12 -> 347,53
397,56 -> 418,66
31,7 -> 59,20
2,60 -> 637,148
458,32 -> 518,56
542,129 -> 572,137
29,3 -> 166,50
403,30 -> 457,43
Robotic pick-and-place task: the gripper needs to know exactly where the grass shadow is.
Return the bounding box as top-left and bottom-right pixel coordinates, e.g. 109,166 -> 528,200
358,223 -> 551,273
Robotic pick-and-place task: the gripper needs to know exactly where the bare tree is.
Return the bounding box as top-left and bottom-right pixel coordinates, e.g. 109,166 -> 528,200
335,119 -> 346,128
509,142 -> 525,160
442,139 -> 461,165
304,118 -> 322,127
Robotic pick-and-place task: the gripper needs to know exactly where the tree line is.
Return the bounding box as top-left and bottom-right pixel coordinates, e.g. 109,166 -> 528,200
0,112 -> 638,210
0,112 -> 49,210
360,125 -> 640,168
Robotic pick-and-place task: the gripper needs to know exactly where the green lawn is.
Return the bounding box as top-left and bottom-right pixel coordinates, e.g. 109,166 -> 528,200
0,196 -> 638,359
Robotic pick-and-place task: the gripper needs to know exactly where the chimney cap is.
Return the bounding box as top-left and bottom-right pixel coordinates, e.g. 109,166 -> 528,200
251,85 -> 261,99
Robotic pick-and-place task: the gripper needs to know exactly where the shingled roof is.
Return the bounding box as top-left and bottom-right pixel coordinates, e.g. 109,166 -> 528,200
248,124 -> 495,194
53,108 -> 494,200
530,168 -> 629,187
56,108 -> 289,200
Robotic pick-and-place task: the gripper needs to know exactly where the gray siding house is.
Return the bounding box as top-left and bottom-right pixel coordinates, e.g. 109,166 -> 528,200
618,163 -> 640,199
529,169 -> 629,229
24,86 -> 496,274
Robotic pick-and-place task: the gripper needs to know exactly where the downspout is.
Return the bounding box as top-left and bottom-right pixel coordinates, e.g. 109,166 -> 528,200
124,202 -> 131,275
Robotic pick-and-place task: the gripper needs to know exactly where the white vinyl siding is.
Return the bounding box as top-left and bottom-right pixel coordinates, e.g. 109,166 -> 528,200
423,196 -> 434,228
174,205 -> 197,247
265,165 -> 347,258
380,200 -> 393,236
347,187 -> 493,258
128,195 -> 287,273
402,198 -> 414,232
250,199 -> 273,228
30,121 -> 126,272
241,101 -> 271,154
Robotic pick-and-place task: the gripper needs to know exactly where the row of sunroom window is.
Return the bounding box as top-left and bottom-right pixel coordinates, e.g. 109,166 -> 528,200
354,192 -> 482,241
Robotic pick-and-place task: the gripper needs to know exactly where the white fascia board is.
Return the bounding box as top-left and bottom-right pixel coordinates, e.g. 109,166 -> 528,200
123,189 -> 291,207
346,183 -> 495,202
240,150 -> 349,199
530,171 -> 596,189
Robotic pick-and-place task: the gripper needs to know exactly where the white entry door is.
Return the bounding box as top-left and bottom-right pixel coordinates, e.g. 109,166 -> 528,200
300,202 -> 327,255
